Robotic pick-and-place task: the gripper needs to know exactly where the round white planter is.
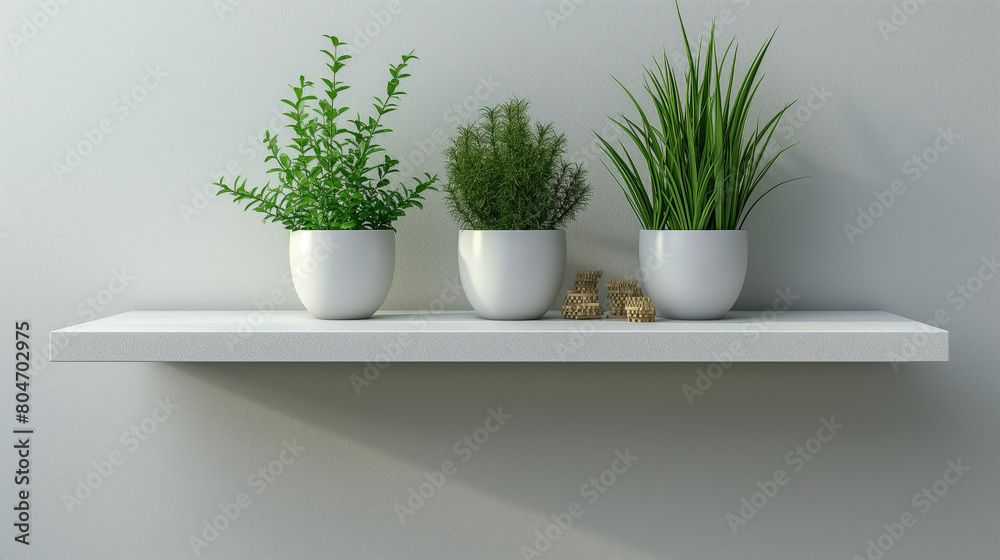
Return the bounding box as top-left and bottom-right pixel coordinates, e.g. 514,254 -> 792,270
289,230 -> 395,320
458,230 -> 566,320
639,229 -> 748,320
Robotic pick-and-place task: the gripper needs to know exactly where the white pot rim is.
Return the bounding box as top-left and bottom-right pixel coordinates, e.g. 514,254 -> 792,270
460,229 -> 566,234
291,229 -> 395,233
641,229 -> 746,233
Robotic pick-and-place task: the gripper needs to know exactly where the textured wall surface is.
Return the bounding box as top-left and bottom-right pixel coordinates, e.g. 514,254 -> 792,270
1,1 -> 998,558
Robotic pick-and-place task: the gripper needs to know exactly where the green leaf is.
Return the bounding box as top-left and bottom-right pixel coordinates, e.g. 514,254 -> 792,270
596,0 -> 801,230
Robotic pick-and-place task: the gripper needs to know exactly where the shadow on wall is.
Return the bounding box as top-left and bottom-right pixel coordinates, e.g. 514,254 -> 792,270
177,360 -> 948,556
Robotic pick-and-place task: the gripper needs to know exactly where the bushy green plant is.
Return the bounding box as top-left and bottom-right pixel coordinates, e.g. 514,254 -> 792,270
444,98 -> 590,230
215,35 -> 438,231
597,1 -> 800,230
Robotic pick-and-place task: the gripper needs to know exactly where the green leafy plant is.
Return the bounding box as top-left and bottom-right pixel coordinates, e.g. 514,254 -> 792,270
597,1 -> 800,230
215,35 -> 438,231
444,98 -> 590,230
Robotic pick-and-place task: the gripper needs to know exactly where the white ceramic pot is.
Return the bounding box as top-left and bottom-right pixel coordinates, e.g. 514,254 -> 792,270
289,230 -> 395,320
458,230 -> 566,320
639,229 -> 748,320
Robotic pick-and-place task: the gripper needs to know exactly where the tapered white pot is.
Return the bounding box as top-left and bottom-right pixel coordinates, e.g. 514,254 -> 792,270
289,230 -> 394,320
639,230 -> 748,320
458,230 -> 566,320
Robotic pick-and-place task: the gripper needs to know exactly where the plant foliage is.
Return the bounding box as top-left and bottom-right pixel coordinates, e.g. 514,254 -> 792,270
444,98 -> 590,230
215,35 -> 438,231
597,1 -> 800,230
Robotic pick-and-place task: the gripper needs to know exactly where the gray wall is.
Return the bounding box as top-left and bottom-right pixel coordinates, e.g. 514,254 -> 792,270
2,0 -> 998,558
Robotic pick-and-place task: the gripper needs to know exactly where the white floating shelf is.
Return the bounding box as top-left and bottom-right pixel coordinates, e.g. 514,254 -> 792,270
49,310 -> 946,363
